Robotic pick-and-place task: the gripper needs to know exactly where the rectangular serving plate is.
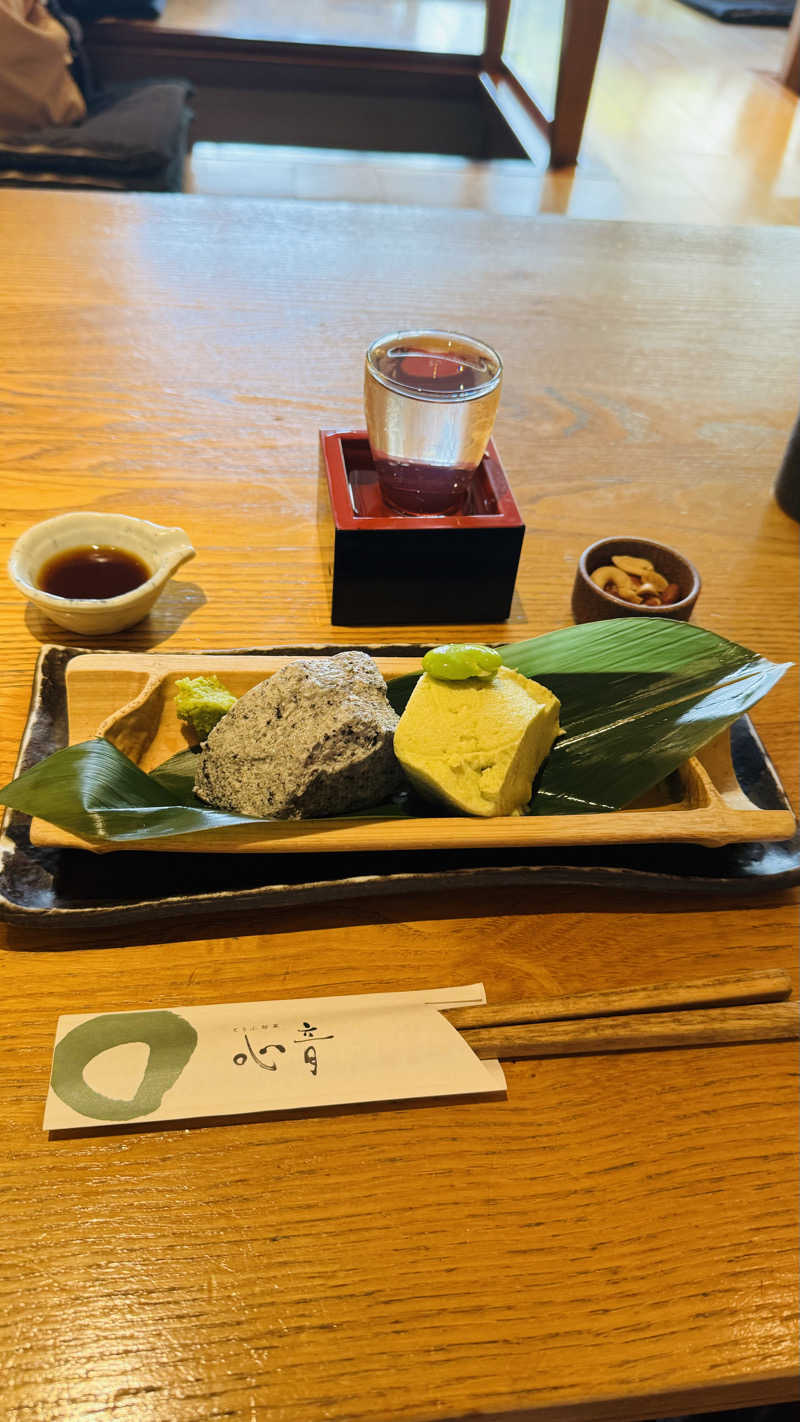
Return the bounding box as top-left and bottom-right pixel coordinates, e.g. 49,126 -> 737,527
25,650 -> 797,856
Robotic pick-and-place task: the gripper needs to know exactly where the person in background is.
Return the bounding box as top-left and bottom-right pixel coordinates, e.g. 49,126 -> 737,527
0,0 -> 87,132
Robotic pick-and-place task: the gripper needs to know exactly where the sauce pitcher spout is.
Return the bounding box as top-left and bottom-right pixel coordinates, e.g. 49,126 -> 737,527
153,526 -> 197,580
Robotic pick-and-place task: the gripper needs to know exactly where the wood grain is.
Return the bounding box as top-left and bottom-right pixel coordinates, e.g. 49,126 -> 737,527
0,191 -> 798,1422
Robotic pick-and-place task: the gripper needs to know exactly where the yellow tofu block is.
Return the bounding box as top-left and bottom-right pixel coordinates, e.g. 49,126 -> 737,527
393,666 -> 561,817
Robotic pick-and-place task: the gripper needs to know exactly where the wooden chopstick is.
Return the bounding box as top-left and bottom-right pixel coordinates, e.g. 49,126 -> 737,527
457,1002 -> 799,1059
441,971 -> 797,1059
442,969 -> 792,1033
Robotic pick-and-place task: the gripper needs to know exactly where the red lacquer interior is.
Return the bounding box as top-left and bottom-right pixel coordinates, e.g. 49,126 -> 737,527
320,430 -> 524,531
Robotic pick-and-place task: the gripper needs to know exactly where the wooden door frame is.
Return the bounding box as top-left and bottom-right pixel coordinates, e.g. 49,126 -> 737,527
481,0 -> 610,167
779,2 -> 799,94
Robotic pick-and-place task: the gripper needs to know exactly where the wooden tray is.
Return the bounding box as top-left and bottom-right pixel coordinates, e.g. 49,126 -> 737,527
2,646 -> 799,928
26,650 -> 797,856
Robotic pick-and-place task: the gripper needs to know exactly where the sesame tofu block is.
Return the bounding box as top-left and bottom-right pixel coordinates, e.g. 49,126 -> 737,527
194,651 -> 402,819
393,666 -> 560,817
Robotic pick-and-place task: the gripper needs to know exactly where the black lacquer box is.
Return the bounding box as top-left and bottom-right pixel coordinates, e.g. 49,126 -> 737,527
318,429 -> 525,624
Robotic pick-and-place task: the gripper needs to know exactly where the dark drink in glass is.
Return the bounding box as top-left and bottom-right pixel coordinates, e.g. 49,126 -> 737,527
364,330 -> 502,515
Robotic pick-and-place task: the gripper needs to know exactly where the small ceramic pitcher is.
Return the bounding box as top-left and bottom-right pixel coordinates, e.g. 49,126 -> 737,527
8,512 -> 196,635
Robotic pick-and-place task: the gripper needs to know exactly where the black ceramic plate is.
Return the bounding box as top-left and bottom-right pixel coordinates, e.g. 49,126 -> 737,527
1,645 -> 798,930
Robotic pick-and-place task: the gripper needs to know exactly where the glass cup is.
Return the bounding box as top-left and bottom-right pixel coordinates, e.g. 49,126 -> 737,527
364,329 -> 503,515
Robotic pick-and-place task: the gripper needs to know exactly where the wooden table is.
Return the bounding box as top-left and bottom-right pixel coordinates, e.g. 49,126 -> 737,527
0,191 -> 797,1422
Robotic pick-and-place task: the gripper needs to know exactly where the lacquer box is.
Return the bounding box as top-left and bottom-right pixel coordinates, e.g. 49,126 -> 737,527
318,429 -> 525,624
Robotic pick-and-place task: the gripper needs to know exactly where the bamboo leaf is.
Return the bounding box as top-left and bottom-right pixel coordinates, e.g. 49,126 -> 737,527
0,741 -> 251,841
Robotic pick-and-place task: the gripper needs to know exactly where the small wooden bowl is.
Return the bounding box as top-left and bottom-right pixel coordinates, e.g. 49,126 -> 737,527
572,536 -> 701,623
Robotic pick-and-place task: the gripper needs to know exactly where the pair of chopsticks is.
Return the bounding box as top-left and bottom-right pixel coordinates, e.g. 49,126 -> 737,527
442,969 -> 798,1060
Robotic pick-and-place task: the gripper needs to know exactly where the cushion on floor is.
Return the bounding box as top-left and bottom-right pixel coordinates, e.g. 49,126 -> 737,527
673,0 -> 794,23
0,79 -> 193,190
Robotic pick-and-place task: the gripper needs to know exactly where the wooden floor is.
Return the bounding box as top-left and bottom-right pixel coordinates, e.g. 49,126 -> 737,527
183,0 -> 800,224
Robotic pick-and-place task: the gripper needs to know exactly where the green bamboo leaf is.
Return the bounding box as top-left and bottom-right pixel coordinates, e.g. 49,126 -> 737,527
148,748 -> 207,805
496,619 -> 790,814
0,741 -> 252,841
0,620 -> 790,841
386,675 -> 419,716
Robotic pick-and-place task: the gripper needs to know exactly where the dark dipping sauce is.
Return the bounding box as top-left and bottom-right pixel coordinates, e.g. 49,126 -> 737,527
37,545 -> 151,600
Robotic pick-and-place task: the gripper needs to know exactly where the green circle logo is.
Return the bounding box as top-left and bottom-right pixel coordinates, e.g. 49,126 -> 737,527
50,1010 -> 198,1122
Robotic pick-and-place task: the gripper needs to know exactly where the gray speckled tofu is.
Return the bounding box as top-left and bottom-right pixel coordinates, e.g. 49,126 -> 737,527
193,651 -> 402,819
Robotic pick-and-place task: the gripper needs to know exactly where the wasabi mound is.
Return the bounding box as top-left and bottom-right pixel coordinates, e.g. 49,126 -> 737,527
175,675 -> 237,741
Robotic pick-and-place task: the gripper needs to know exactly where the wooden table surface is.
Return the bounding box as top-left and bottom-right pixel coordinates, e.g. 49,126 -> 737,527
0,191 -> 797,1422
